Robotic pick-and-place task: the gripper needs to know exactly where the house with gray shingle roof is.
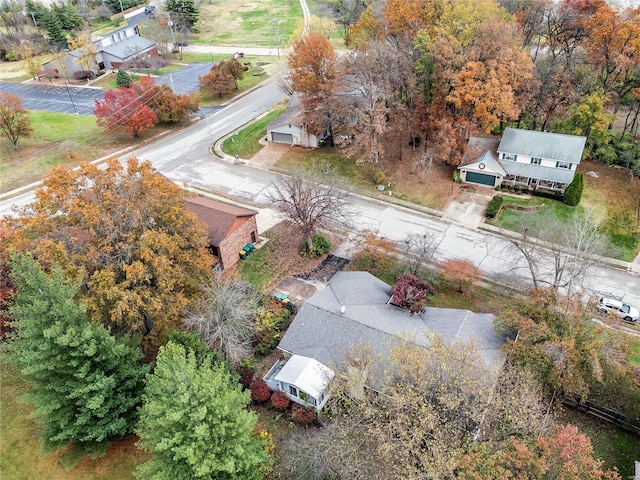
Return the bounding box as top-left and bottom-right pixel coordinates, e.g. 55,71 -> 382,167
263,271 -> 505,410
266,95 -> 330,148
458,128 -> 586,192
42,25 -> 158,79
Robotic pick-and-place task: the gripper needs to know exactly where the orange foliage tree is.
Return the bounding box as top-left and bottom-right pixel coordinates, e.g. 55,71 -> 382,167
199,59 -> 247,98
2,158 -> 212,353
440,258 -> 481,295
131,76 -> 198,123
456,424 -> 621,480
0,92 -> 33,150
94,87 -> 158,137
288,32 -> 337,101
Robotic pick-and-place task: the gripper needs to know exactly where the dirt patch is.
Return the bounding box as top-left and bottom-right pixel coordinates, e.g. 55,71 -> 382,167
295,254 -> 350,285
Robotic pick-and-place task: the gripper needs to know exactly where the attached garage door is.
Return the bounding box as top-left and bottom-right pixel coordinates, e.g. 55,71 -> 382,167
271,132 -> 293,144
465,171 -> 496,186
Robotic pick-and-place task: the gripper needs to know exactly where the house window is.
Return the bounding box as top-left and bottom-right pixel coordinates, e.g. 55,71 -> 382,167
288,385 -> 298,397
556,161 -> 571,169
307,395 -> 317,406
530,157 -> 542,165
501,153 -> 517,161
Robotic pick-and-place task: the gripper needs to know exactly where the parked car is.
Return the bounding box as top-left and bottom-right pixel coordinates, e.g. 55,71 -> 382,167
598,297 -> 639,323
174,40 -> 189,47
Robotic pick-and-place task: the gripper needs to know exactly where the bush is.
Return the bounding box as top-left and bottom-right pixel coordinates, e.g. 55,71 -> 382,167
73,70 -> 95,80
254,299 -> 290,356
249,378 -> 271,403
390,272 -> 436,314
270,391 -> 291,411
563,173 -> 583,206
116,68 -> 132,88
373,171 -> 386,185
237,366 -> 254,389
300,234 -> 331,256
291,403 -> 317,424
485,195 -> 504,218
532,189 -> 563,201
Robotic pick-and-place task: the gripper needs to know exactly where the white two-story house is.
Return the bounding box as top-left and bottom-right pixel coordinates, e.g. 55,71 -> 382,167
458,128 -> 587,193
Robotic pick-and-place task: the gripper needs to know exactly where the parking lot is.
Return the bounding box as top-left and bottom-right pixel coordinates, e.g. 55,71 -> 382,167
0,81 -> 104,116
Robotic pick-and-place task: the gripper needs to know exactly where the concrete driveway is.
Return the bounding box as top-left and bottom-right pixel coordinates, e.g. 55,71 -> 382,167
441,191 -> 492,229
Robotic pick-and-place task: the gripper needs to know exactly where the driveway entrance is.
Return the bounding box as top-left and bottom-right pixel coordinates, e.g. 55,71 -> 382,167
442,191 -> 492,229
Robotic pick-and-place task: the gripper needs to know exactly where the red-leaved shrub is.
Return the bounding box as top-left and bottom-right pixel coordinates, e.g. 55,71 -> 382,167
249,378 -> 271,403
237,366 -> 254,389
291,403 -> 317,424
270,390 -> 291,411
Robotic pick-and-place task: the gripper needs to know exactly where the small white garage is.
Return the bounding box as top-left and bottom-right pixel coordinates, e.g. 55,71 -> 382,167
458,151 -> 505,189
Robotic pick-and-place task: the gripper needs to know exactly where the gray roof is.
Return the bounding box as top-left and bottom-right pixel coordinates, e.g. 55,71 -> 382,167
460,137 -> 500,167
278,272 -> 505,377
460,150 -> 507,176
100,36 -> 156,60
502,161 -> 576,184
498,128 -> 586,164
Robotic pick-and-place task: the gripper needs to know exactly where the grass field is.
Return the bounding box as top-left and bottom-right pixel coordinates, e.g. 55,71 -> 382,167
193,0 -> 302,47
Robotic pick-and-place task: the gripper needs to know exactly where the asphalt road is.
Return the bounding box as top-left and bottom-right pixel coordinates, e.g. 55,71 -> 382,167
2,76 -> 639,311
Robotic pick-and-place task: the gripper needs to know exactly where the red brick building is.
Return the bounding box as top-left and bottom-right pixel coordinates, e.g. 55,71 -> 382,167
185,196 -> 259,269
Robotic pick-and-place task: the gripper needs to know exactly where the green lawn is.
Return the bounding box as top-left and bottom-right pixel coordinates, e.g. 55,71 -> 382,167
0,112 -> 100,192
223,107 -> 286,157
488,195 -> 638,261
630,338 -> 640,365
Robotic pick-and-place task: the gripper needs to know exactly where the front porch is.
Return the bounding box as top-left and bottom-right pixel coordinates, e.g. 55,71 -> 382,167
502,174 -> 567,193
263,354 -> 334,411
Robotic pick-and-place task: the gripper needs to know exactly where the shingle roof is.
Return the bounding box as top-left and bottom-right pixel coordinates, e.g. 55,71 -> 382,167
278,272 -> 505,378
100,36 -> 156,60
185,196 -> 257,246
460,137 -> 500,167
502,161 -> 576,183
498,128 -> 586,164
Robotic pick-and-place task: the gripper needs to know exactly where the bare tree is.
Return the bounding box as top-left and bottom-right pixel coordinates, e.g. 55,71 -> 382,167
507,209 -> 609,294
268,170 -> 352,251
183,269 -> 260,364
401,231 -> 439,275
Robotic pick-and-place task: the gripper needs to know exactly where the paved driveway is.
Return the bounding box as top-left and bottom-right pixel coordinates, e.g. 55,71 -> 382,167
0,81 -> 104,116
155,62 -> 215,95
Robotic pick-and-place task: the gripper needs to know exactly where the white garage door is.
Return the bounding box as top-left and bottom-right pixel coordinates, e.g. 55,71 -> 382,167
271,132 -> 293,144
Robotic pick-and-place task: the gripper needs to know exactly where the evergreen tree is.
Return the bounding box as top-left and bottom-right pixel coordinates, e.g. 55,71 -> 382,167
6,254 -> 149,454
116,68 -> 133,88
52,2 -> 84,30
165,0 -> 199,29
564,172 -> 584,206
42,11 -> 67,47
136,342 -> 272,480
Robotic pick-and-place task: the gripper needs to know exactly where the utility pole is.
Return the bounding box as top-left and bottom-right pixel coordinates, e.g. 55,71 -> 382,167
64,82 -> 78,115
272,18 -> 280,58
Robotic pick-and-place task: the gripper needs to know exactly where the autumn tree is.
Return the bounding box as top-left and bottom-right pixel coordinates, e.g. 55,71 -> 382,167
183,269 -> 261,364
390,272 -> 435,314
441,258 -> 481,295
288,32 -> 337,128
457,424 -> 621,480
198,59 -> 246,99
6,254 -> 149,455
68,34 -> 98,72
18,39 -> 42,80
495,288 -> 633,402
131,76 -> 197,123
136,342 -> 272,479
0,92 -> 33,150
94,87 -> 158,137
2,158 -> 212,354
268,170 -> 351,251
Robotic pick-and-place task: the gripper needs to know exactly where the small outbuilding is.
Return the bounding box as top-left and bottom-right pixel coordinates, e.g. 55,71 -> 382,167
185,196 -> 259,269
